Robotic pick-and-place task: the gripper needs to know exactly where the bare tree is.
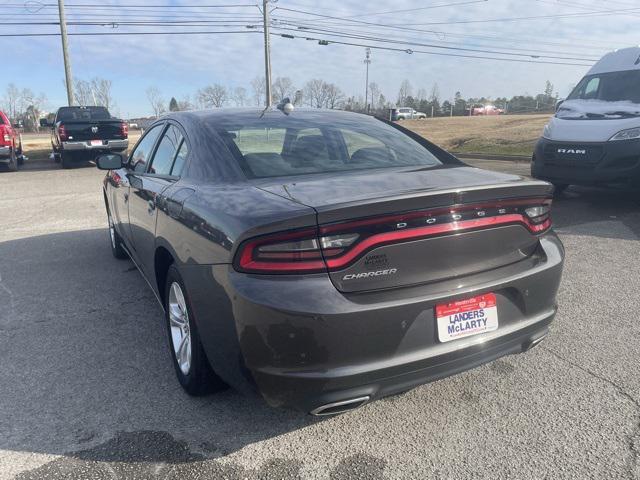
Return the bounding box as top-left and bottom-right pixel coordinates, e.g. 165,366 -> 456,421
397,79 -> 413,106
250,76 -> 266,106
91,78 -> 114,110
324,83 -> 344,109
146,87 -> 165,118
177,96 -> 193,111
232,86 -> 248,107
197,84 -> 228,108
368,82 -> 381,109
304,79 -> 329,108
21,89 -> 47,132
272,77 -> 295,103
74,79 -> 94,106
416,88 -> 427,102
3,84 -> 20,119
429,83 -> 440,103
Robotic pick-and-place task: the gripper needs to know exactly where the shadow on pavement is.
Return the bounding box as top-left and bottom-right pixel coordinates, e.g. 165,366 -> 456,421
552,185 -> 640,240
0,229 -> 321,478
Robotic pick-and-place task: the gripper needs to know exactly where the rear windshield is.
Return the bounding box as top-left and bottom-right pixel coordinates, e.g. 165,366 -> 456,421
567,70 -> 640,103
57,106 -> 111,121
212,113 -> 442,179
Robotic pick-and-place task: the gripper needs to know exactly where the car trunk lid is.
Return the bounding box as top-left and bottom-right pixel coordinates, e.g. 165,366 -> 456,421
257,166 -> 553,292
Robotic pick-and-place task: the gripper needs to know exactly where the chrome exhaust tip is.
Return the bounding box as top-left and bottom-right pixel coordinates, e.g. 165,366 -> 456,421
524,333 -> 548,351
310,396 -> 370,416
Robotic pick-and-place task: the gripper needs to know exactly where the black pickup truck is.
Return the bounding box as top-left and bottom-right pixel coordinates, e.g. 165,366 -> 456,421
43,106 -> 129,168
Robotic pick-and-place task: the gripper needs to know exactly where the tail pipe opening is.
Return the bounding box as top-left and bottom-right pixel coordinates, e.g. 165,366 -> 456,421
310,396 -> 371,416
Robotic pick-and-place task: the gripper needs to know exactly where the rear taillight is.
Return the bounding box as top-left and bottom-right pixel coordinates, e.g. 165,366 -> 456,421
58,124 -> 68,141
2,134 -> 10,143
120,122 -> 128,138
234,197 -> 553,274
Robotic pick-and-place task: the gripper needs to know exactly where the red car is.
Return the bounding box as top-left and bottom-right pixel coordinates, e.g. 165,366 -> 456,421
0,110 -> 23,171
470,104 -> 505,116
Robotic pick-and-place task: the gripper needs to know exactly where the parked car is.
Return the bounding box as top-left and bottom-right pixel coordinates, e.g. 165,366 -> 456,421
97,108 -> 564,415
42,106 -> 128,169
392,107 -> 427,120
470,104 -> 505,116
532,46 -> 640,192
0,110 -> 24,172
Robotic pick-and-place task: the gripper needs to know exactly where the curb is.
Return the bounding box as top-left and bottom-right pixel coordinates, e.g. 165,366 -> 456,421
451,152 -> 531,162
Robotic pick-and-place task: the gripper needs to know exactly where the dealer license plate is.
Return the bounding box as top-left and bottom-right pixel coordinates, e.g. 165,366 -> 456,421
436,293 -> 498,343
90,140 -> 103,146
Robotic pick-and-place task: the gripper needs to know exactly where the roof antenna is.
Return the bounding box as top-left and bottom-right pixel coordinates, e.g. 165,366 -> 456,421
277,97 -> 294,115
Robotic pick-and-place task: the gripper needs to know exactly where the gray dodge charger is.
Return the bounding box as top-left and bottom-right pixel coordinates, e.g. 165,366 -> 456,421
97,107 -> 564,415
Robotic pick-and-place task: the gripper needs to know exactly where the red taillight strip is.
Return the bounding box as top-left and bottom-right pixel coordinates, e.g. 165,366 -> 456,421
324,214 -> 549,270
237,227 -> 325,273
319,197 -> 551,234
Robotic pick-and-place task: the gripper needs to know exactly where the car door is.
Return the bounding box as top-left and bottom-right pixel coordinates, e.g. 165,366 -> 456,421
109,124 -> 163,252
127,123 -> 184,276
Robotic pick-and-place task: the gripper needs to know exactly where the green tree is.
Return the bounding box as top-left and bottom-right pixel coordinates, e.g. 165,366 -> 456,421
169,97 -> 179,112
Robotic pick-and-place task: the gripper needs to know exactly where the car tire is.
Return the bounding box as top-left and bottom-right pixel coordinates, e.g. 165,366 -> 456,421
60,151 -> 74,169
552,183 -> 569,194
164,265 -> 227,396
107,212 -> 128,260
6,148 -> 18,172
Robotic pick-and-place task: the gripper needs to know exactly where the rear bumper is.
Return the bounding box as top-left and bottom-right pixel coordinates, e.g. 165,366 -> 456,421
532,137 -> 640,185
0,146 -> 11,160
208,233 -> 564,413
62,139 -> 128,152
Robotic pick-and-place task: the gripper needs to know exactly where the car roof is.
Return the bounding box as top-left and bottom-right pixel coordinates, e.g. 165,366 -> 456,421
163,107 -> 376,126
588,46 -> 640,75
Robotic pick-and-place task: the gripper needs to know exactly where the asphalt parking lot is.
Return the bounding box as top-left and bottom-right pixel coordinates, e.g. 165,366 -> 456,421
1,157 -> 639,479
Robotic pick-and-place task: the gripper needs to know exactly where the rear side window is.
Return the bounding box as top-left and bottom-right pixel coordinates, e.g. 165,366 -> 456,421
130,125 -> 162,173
57,106 -> 110,121
171,141 -> 189,176
231,128 -> 286,155
214,115 -> 442,179
148,125 -> 183,175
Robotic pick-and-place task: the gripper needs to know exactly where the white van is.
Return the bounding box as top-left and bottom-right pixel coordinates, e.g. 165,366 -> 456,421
531,46 -> 640,191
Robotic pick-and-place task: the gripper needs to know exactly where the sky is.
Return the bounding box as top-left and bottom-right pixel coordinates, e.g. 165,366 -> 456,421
2,0 -> 639,118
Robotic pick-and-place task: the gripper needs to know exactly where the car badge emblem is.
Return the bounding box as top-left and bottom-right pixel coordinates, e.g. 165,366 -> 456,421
91,126 -> 98,133
452,214 -> 462,221
426,217 -> 436,224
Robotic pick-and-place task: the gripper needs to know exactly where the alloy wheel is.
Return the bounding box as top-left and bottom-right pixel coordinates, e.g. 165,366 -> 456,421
168,282 -> 192,375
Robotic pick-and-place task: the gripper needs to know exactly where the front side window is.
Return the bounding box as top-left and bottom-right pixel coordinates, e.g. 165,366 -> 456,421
148,125 -> 183,175
568,70 -> 640,103
130,125 -> 162,173
213,114 -> 443,179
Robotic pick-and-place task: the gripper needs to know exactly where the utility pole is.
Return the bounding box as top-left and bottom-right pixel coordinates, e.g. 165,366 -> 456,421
262,0 -> 272,107
58,0 -> 74,106
364,48 -> 371,113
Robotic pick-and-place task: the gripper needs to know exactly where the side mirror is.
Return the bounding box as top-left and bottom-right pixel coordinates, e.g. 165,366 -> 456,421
96,153 -> 124,170
555,100 -> 564,112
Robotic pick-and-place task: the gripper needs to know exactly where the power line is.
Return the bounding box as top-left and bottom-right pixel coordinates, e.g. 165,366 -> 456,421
271,10 -> 621,51
271,32 -> 593,66
0,30 -> 260,37
277,19 -> 607,56
269,24 -> 599,61
313,0 -> 489,20
275,4 -> 640,27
